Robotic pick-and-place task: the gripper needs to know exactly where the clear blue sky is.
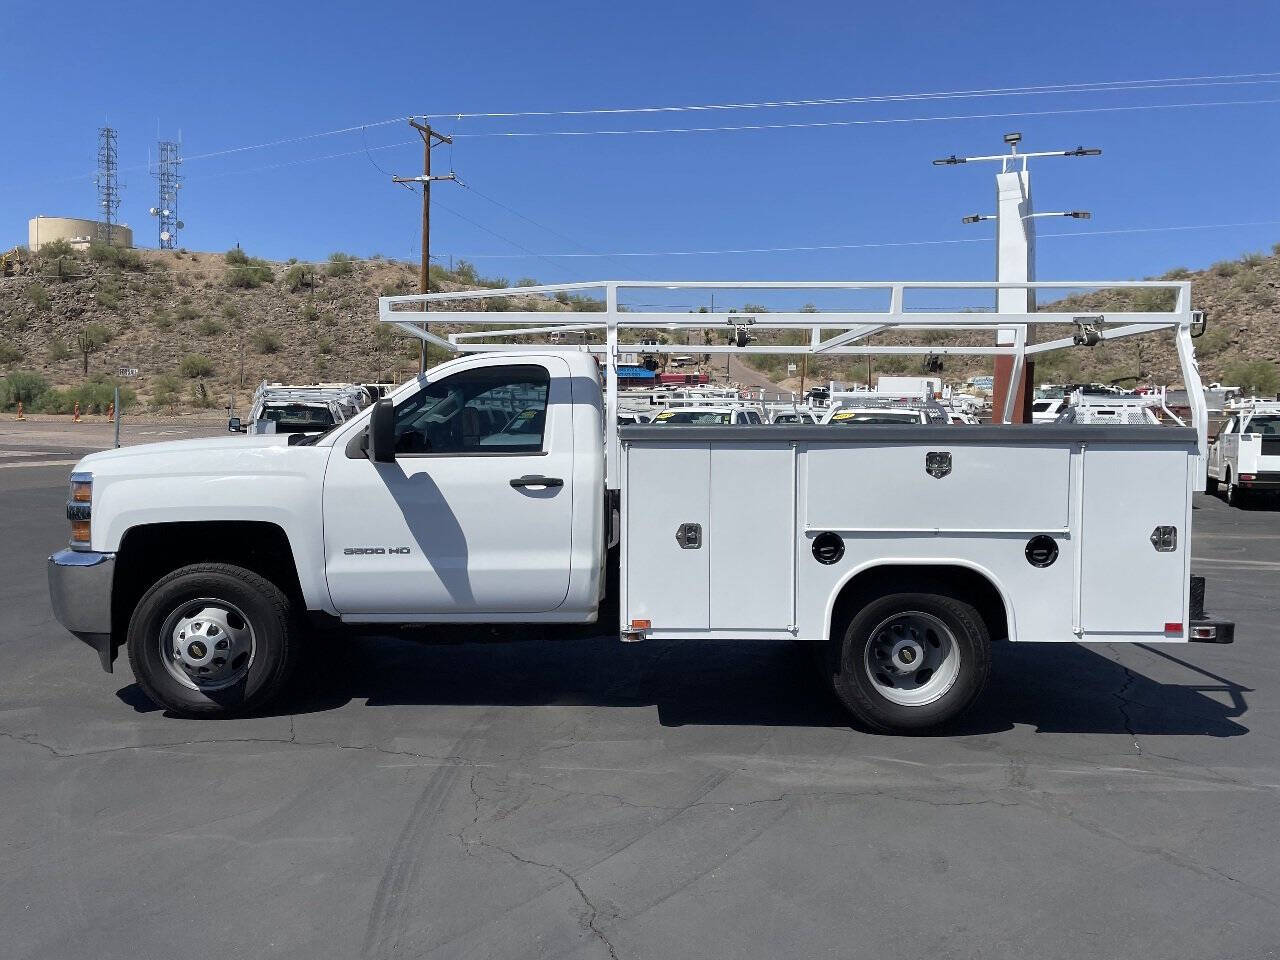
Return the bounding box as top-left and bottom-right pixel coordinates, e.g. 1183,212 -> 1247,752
4,0 -> 1279,297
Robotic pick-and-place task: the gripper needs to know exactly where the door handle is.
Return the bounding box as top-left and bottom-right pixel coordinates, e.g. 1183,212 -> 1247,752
510,475 -> 564,489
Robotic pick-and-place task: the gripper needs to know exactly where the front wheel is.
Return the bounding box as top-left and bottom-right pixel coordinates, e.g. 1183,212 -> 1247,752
829,590 -> 991,734
127,563 -> 298,718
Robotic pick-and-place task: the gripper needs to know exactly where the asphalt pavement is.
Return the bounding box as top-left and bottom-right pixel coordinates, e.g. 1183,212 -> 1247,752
1,454 -> 1278,960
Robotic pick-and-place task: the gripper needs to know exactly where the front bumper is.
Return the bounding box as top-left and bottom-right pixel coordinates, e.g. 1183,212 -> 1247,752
48,549 -> 117,671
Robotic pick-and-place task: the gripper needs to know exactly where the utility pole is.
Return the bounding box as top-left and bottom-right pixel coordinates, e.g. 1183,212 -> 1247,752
393,119 -> 456,373
935,134 -> 1099,422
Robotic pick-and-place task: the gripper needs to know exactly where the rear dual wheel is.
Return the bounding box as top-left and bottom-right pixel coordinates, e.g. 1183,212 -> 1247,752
829,590 -> 991,734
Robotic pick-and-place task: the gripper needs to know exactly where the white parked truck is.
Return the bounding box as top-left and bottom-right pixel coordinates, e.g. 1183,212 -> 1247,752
48,279 -> 1233,732
1206,400 -> 1280,506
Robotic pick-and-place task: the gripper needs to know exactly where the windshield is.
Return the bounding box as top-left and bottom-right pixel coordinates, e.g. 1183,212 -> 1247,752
261,404 -> 335,432
1032,400 -> 1055,412
828,410 -> 921,425
653,410 -> 732,424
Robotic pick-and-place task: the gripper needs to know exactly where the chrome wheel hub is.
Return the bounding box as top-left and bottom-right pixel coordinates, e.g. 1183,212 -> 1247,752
163,601 -> 256,691
863,611 -> 962,707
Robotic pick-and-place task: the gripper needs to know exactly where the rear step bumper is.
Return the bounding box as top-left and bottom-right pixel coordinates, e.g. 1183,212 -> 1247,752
1189,574 -> 1235,644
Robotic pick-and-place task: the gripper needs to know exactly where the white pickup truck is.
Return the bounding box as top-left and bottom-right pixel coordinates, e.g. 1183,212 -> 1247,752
48,279 -> 1234,732
1206,400 -> 1280,506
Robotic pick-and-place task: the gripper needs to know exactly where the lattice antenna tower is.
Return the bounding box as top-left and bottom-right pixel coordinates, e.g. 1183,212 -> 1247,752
151,139 -> 184,249
96,126 -> 122,244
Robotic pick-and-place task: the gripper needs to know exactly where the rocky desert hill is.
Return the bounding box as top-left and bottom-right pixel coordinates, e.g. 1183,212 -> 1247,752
1,238 -> 1278,413
0,243 -> 601,414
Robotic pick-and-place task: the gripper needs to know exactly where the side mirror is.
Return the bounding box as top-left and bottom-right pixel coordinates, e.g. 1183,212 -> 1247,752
368,398 -> 396,463
228,417 -> 242,433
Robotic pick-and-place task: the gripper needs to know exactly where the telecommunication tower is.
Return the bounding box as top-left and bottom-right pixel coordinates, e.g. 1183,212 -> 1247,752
95,126 -> 122,245
150,139 -> 184,249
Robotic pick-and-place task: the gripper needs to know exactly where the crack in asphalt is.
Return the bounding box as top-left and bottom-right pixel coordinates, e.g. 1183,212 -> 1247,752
457,818 -> 619,960
0,728 -> 487,767
1110,661 -> 1143,755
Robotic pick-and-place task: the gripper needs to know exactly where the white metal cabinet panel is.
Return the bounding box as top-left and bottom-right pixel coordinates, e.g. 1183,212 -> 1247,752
804,442 -> 1071,532
1079,446 -> 1189,635
709,444 -> 794,631
624,442 -> 710,629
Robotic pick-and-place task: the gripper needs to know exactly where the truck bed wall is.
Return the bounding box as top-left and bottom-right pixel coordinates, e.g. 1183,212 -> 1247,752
620,425 -> 1196,645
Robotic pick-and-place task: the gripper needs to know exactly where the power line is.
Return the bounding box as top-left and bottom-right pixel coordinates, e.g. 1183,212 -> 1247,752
451,97 -> 1280,138
447,218 -> 1280,260
424,71 -> 1280,119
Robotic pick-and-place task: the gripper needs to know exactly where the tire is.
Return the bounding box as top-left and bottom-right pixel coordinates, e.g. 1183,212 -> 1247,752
1205,474 -> 1219,495
1224,471 -> 1249,509
127,563 -> 298,718
829,589 -> 991,734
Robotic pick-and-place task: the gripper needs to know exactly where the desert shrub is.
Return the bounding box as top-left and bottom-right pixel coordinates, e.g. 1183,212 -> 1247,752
37,239 -> 75,259
35,376 -> 135,415
225,247 -> 250,266
222,303 -> 240,321
96,283 -> 120,311
326,252 -> 355,277
1132,288 -> 1175,312
1253,288 -> 1278,309
179,354 -> 215,378
284,264 -> 315,292
175,305 -> 199,323
47,338 -> 72,361
1195,325 -> 1230,357
195,318 -> 225,337
1225,360 -> 1280,396
0,340 -> 25,363
1162,267 -> 1192,280
150,374 -> 182,409
251,329 -> 282,354
316,336 -> 333,355
189,380 -> 215,408
152,310 -> 174,331
26,284 -> 50,311
1241,251 -> 1266,268
227,261 -> 273,289
1,370 -> 49,408
1233,271 -> 1259,294
87,243 -> 144,271
516,277 -> 539,287
1212,260 -> 1240,278
300,302 -> 321,323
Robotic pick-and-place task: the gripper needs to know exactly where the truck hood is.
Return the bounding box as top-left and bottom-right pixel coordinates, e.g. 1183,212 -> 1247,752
74,433 -> 312,477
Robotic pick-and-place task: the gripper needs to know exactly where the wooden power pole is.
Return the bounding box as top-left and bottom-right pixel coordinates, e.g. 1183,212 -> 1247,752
393,119 -> 455,373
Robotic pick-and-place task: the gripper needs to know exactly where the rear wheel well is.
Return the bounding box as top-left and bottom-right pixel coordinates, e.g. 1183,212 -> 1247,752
111,521 -> 303,644
829,564 -> 1009,646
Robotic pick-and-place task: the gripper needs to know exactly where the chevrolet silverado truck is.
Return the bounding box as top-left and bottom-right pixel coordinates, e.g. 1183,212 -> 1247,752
49,278 -> 1234,733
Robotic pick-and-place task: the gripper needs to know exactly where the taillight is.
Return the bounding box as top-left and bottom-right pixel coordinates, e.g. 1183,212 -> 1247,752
67,472 -> 92,549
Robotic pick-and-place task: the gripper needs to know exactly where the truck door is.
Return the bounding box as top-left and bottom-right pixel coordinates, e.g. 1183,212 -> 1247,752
322,357 -> 575,616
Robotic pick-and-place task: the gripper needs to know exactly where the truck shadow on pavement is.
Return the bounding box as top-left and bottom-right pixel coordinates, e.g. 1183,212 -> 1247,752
119,630 -> 1249,738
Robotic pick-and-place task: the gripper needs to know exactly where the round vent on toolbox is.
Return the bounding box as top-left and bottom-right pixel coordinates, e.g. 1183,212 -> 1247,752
1025,535 -> 1059,568
812,532 -> 845,565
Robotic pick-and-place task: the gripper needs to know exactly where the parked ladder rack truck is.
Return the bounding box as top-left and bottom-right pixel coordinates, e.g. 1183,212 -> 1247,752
49,279 -> 1233,732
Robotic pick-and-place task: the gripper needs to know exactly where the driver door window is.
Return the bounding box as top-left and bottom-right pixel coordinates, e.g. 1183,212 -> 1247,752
392,364 -> 550,455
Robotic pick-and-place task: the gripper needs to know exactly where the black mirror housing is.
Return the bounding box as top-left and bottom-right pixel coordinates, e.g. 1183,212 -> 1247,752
368,398 -> 396,462
228,417 -> 242,433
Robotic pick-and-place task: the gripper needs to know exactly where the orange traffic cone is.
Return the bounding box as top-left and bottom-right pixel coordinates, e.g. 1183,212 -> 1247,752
15,401 -> 25,421
72,401 -> 81,422
106,401 -> 114,420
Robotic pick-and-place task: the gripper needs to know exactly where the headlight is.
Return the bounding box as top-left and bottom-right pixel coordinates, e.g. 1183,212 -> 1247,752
68,472 -> 92,549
